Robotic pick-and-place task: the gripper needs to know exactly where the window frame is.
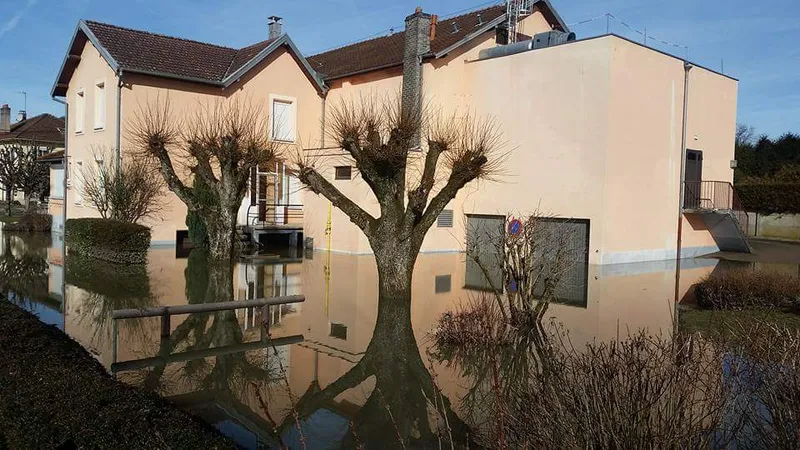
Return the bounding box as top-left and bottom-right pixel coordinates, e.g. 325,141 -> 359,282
269,94 -> 297,143
334,166 -> 352,180
73,160 -> 83,205
74,89 -> 85,134
93,79 -> 106,131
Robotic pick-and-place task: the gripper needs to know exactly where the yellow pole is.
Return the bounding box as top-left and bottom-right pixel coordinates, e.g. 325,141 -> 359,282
324,202 -> 332,316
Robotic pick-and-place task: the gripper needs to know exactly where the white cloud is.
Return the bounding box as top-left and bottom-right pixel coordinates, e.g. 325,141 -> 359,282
0,0 -> 39,39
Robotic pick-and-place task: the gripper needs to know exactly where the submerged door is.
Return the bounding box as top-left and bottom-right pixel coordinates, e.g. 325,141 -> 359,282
684,150 -> 703,209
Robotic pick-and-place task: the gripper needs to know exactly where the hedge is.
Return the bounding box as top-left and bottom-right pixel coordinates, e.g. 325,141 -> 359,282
3,212 -> 51,232
65,218 -> 151,264
737,183 -> 800,215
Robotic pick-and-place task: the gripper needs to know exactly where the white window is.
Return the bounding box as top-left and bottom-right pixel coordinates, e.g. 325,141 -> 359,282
94,81 -> 105,130
271,98 -> 295,142
73,161 -> 83,205
75,89 -> 85,134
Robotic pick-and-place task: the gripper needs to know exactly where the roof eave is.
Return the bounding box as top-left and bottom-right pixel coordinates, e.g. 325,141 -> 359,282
51,20 -> 121,98
222,34 -> 328,94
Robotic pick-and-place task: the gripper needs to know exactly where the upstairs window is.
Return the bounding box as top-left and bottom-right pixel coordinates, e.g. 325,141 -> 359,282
94,81 -> 105,130
335,166 -> 352,180
271,99 -> 295,142
75,89 -> 85,134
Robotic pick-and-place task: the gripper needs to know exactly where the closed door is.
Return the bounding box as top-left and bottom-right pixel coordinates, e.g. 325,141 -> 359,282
684,150 -> 703,209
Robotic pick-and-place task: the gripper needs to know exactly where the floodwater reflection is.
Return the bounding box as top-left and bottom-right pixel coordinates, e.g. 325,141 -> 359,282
5,229 -> 800,448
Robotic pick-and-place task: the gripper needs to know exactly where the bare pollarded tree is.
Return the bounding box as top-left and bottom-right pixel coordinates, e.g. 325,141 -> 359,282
295,94 -> 503,348
131,98 -> 284,261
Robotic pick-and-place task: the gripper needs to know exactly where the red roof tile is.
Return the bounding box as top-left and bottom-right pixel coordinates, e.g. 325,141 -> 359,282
308,5 -> 507,80
84,21 -> 278,82
0,114 -> 65,145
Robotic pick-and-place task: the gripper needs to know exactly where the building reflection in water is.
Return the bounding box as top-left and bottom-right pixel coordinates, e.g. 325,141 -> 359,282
3,231 -> 784,448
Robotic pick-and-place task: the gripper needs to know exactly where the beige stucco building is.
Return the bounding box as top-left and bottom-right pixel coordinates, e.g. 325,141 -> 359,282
52,0 -> 743,264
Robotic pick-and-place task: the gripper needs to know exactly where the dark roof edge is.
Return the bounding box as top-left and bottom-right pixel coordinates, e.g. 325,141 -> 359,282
51,20 -> 121,98
322,62 -> 403,82
433,14 -> 506,58
538,0 -> 570,33
53,23 -> 327,97
222,34 -> 327,94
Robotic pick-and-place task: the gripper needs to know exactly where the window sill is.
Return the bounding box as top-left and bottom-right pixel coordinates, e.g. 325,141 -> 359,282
93,127 -> 105,133
75,131 -> 84,136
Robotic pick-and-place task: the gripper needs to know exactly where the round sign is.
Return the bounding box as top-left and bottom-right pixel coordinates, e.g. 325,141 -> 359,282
508,218 -> 523,236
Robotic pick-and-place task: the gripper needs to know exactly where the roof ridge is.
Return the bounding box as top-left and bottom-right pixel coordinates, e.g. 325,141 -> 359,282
84,19 -> 238,52
309,3 -> 505,59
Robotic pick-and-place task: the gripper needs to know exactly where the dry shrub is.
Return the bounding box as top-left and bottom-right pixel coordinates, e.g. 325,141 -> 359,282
433,297 -> 800,449
695,268 -> 800,311
3,211 -> 51,232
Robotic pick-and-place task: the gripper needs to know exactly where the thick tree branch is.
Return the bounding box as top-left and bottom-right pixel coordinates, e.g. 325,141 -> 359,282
406,141 -> 445,224
414,159 -> 486,243
149,143 -> 196,211
298,166 -> 376,232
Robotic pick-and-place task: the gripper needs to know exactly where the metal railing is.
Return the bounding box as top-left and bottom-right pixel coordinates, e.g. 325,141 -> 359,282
246,202 -> 304,226
683,181 -> 749,234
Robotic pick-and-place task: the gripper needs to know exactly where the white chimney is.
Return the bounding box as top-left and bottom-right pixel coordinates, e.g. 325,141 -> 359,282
0,104 -> 10,133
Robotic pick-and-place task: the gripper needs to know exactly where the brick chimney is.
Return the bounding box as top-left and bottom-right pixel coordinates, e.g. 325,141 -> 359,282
0,104 -> 10,133
268,16 -> 283,40
402,7 -> 431,148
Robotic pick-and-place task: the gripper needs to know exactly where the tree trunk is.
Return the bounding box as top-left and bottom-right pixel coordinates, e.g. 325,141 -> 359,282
203,207 -> 237,262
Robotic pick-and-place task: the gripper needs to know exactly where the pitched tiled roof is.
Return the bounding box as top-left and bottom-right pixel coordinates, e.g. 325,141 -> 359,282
37,149 -> 65,163
84,21 -> 276,82
308,5 -> 507,80
0,114 -> 65,144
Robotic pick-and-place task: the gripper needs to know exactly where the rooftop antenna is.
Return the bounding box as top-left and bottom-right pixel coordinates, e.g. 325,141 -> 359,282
506,0 -> 530,44
18,91 -> 26,115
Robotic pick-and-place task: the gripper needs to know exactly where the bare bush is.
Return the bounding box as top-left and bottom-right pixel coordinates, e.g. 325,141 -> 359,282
80,149 -> 165,224
695,268 -> 800,311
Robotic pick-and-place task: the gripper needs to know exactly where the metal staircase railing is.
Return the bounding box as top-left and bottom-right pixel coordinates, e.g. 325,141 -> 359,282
683,181 -> 749,234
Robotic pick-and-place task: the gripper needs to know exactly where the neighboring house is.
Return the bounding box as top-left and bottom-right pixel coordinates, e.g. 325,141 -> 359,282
37,149 -> 66,233
52,0 -> 745,265
0,106 -> 65,203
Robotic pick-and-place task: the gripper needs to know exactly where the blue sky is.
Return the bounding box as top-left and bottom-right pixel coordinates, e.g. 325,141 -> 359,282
1,0 -> 798,137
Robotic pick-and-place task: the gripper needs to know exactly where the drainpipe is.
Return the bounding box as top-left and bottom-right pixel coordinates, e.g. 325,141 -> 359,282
320,95 -> 326,148
673,61 -> 693,309
116,70 -> 123,171
675,61 -> 693,262
52,95 -> 68,320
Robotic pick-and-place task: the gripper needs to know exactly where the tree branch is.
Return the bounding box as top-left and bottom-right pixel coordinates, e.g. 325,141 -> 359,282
298,166 -> 376,232
406,141 -> 445,224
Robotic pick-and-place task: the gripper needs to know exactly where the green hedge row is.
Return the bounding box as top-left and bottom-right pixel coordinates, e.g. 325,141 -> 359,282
65,218 -> 151,264
738,183 -> 800,215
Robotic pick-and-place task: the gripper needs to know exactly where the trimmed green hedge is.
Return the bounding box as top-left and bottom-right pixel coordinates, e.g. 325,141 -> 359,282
738,183 -> 800,215
65,218 -> 151,264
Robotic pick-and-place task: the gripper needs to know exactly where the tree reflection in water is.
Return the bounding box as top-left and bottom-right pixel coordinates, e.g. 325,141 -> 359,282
134,250 -> 280,408
274,292 -> 474,448
0,232 -> 50,305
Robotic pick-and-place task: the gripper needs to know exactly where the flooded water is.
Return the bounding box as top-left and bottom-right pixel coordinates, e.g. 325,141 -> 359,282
2,229 -> 799,448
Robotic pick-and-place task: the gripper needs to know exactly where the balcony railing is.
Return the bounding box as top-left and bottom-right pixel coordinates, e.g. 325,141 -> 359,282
683,181 -> 749,234
246,202 -> 304,227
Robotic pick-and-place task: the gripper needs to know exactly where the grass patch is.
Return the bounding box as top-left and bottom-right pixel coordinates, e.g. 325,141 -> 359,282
679,306 -> 800,337
695,268 -> 800,311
